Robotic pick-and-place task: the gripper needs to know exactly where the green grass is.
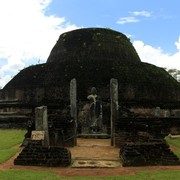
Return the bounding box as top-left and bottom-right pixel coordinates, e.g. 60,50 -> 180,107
173,150 -> 180,158
165,136 -> 180,159
0,170 -> 60,180
122,170 -> 180,180
0,129 -> 26,163
0,170 -> 180,180
165,136 -> 180,148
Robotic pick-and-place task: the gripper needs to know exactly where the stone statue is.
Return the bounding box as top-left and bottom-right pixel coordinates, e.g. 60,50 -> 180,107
87,87 -> 102,133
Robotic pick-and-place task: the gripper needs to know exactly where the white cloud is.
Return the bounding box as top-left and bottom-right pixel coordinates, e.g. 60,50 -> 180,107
117,10 -> 151,25
117,17 -> 139,24
175,37 -> 180,51
0,75 -> 12,89
133,37 -> 180,69
130,11 -> 151,17
0,0 -> 78,88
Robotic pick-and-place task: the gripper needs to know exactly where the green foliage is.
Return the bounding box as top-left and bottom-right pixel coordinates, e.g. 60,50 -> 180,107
0,129 -> 26,163
166,68 -> 180,82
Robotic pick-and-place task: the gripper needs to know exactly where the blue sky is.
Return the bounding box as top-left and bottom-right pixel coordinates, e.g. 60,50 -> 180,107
0,0 -> 180,88
48,0 -> 180,53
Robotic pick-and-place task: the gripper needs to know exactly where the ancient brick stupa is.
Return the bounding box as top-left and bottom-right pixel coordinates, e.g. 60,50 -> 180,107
1,27 -> 180,106
0,27 -> 180,130
1,28 -> 180,167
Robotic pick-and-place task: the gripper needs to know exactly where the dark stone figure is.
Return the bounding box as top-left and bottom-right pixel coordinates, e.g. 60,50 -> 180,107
87,87 -> 102,133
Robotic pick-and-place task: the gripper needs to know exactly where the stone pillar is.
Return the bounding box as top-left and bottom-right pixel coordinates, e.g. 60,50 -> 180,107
155,107 -> 161,117
110,78 -> 118,146
164,110 -> 170,118
175,110 -> 180,118
35,106 -> 49,147
70,78 -> 77,146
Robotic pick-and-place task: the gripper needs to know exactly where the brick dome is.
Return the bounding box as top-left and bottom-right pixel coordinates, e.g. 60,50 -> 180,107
47,28 -> 141,64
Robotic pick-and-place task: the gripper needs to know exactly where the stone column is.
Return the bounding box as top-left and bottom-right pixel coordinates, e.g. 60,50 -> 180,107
70,78 -> 77,146
155,107 -> 161,117
110,78 -> 118,146
175,110 -> 180,118
35,106 -> 49,147
164,110 -> 170,118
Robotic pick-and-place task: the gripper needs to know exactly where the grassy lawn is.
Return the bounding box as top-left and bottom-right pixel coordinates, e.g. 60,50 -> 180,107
0,169 -> 180,180
0,129 -> 26,163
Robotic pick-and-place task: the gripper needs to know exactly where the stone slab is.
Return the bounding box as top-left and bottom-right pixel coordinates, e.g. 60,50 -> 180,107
31,131 -> 45,140
169,134 -> 180,139
72,160 -> 121,168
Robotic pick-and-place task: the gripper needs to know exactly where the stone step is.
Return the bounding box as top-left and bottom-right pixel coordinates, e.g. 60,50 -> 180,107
0,114 -> 28,118
0,99 -> 19,103
78,133 -> 110,139
0,112 -> 18,115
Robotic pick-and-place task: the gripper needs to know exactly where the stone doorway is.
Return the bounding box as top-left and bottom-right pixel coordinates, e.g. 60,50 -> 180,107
70,78 -> 118,147
77,86 -> 109,138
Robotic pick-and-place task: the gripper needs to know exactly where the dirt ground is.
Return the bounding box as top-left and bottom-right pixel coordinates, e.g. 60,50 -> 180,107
0,138 -> 180,177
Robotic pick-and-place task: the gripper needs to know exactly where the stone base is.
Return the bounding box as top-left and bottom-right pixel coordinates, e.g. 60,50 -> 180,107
120,142 -> 180,167
14,140 -> 71,167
